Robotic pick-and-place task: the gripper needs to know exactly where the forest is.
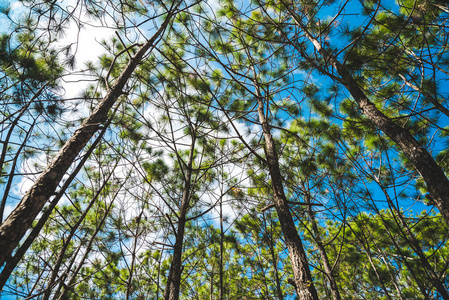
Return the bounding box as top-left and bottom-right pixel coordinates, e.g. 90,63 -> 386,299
0,0 -> 448,298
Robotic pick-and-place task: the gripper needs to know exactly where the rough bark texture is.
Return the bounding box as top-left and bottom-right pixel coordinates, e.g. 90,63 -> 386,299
0,10 -> 175,267
338,67 -> 449,224
282,5 -> 449,224
255,87 -> 318,299
0,197 -> 57,290
264,142 -> 318,300
164,212 -> 188,300
0,120 -> 109,292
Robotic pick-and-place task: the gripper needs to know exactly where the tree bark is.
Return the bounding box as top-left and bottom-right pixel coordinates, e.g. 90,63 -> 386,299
302,188 -> 341,300
219,194 -> 224,300
0,119 -> 110,291
338,71 -> 449,224
253,76 -> 318,300
0,7 -> 177,267
264,215 -> 284,300
164,136 -> 195,300
281,5 -> 449,224
56,191 -> 117,300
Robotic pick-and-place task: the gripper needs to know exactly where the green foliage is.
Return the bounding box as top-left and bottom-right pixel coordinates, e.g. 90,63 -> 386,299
306,211 -> 449,299
143,159 -> 169,182
2,0 -> 449,299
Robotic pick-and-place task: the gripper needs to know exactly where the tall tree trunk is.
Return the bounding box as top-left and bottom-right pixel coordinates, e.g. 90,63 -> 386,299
164,136 -> 196,300
164,213 -> 188,300
264,216 -> 284,300
302,188 -> 341,300
0,6 -> 177,267
281,3 -> 449,224
56,190 -> 117,300
252,74 -> 318,300
126,209 -> 144,300
219,193 -> 224,300
42,166 -> 116,300
210,264 -> 214,300
0,121 -> 109,291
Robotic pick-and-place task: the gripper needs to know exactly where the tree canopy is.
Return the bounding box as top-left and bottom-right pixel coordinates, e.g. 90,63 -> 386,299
0,0 -> 448,299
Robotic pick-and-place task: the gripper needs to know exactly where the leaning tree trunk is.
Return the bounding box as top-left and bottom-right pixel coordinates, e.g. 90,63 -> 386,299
0,117 -> 112,292
281,3 -> 449,225
264,214 -> 284,300
0,6 -> 178,267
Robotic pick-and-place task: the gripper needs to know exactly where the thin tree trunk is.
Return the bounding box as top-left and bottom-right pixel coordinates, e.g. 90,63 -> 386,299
164,190 -> 189,300
347,221 -> 394,300
210,264 -> 214,300
0,121 -> 34,221
164,135 -> 196,300
265,216 -> 284,300
126,210 -> 144,300
302,188 -> 341,300
377,246 -> 405,300
157,248 -> 163,300
364,247 -> 394,300
219,194 -> 224,300
52,242 -> 81,299
376,182 -> 449,299
42,166 -> 116,300
364,215 -> 431,299
56,184 -> 120,300
0,83 -> 48,222
0,6 -> 178,267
